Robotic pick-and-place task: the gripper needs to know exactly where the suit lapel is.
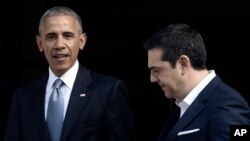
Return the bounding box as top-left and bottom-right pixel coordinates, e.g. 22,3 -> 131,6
164,76 -> 221,141
166,100 -> 205,141
159,104 -> 181,141
33,74 -> 50,141
61,65 -> 93,141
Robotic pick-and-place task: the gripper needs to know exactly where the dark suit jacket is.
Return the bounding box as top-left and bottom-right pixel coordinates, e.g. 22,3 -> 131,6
159,76 -> 250,141
4,65 -> 136,141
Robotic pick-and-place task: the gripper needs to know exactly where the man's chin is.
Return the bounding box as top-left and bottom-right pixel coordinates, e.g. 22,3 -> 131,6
164,92 -> 172,99
51,64 -> 70,76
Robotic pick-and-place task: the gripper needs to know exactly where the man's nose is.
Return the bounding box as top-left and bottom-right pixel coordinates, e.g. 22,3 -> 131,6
150,72 -> 158,83
55,36 -> 65,49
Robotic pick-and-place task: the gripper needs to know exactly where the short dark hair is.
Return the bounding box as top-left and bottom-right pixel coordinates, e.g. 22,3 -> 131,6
144,23 -> 207,70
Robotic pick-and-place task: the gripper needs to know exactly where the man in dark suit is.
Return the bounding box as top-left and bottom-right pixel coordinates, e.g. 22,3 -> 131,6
4,6 -> 135,141
143,23 -> 250,141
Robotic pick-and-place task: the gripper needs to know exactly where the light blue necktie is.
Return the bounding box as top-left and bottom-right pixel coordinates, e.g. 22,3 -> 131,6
47,79 -> 64,141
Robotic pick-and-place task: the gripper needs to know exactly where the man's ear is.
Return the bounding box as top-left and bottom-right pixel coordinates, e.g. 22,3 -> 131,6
79,33 -> 87,50
179,55 -> 189,67
36,35 -> 43,52
178,55 -> 190,74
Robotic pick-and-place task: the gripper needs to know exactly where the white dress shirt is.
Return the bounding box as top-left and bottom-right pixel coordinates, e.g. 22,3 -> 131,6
45,60 -> 79,120
176,70 -> 216,118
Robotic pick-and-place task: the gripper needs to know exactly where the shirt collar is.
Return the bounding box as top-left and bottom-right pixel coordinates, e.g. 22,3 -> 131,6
48,60 -> 79,90
176,70 -> 216,112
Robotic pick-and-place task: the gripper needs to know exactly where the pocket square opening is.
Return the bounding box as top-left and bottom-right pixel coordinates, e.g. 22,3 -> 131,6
177,128 -> 200,136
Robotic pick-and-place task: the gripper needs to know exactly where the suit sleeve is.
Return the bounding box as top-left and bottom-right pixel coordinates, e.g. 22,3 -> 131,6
4,92 -> 21,141
209,93 -> 250,141
105,80 -> 136,141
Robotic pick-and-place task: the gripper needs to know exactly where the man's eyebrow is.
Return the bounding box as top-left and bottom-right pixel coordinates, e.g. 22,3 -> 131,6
63,31 -> 74,35
148,66 -> 159,70
63,31 -> 75,36
45,32 -> 56,37
44,31 -> 75,37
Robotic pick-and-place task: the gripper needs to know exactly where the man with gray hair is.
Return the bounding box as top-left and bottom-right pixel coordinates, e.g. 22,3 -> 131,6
4,6 -> 135,141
